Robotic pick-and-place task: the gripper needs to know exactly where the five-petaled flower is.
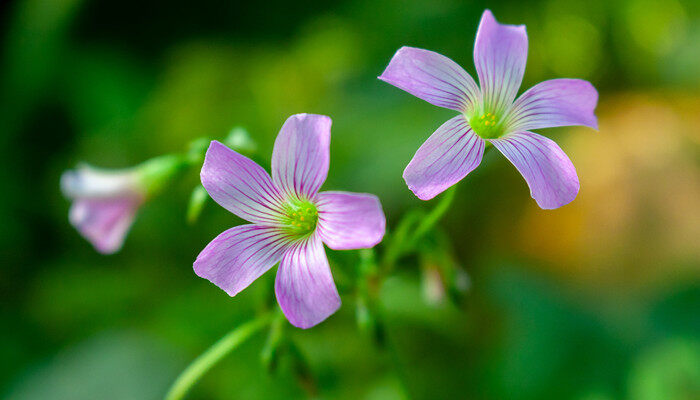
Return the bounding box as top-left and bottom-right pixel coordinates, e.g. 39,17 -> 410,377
194,114 -> 386,328
379,9 -> 599,209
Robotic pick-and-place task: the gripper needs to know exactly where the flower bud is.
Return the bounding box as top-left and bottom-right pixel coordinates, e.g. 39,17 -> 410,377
223,127 -> 256,155
186,185 -> 209,224
61,155 -> 187,254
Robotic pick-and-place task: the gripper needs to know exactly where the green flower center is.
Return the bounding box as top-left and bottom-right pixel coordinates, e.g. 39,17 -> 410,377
468,111 -> 505,139
281,198 -> 318,237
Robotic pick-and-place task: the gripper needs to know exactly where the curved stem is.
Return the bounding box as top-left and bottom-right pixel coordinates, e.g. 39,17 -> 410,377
379,186 -> 458,274
165,313 -> 273,400
409,185 -> 457,247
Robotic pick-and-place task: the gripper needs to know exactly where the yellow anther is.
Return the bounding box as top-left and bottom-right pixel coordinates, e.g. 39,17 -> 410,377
283,198 -> 319,236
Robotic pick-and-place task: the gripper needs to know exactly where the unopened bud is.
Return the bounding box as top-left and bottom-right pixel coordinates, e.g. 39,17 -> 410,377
186,185 -> 209,224
224,127 -> 256,155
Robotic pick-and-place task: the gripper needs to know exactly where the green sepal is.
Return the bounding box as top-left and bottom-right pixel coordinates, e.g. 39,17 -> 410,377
137,154 -> 189,197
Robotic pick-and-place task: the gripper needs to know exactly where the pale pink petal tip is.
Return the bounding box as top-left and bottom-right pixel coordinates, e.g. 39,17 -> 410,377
69,197 -> 140,254
200,141 -> 286,225
194,225 -> 288,296
489,132 -> 579,209
403,116 -> 485,200
275,236 -> 341,329
271,114 -> 331,199
316,191 -> 386,250
506,79 -> 599,132
473,9 -> 528,113
379,46 -> 481,112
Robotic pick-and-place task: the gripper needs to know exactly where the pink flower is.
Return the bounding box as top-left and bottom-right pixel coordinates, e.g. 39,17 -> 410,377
379,10 -> 599,209
61,155 -> 186,254
194,114 -> 386,328
61,165 -> 145,254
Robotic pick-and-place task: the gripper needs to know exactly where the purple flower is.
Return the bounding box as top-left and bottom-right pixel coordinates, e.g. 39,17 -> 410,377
61,165 -> 145,254
379,10 -> 598,209
194,114 -> 386,328
61,155 -> 186,254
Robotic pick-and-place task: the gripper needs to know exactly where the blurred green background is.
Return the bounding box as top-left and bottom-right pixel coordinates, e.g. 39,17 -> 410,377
1,0 -> 699,399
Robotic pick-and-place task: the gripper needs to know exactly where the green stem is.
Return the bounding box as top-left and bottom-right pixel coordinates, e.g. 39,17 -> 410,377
165,313 -> 273,400
408,185 -> 457,249
380,210 -> 423,271
379,186 -> 458,274
357,248 -> 383,342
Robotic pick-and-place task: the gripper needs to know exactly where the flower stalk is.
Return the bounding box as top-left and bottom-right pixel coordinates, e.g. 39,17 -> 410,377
356,248 -> 385,344
380,185 -> 458,273
164,312 -> 273,400
408,186 -> 457,249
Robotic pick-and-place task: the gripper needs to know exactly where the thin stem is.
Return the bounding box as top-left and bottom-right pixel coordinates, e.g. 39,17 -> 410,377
380,210 -> 423,271
380,186 -> 458,274
408,144 -> 491,245
408,185 -> 457,249
357,248 -> 384,344
165,313 -> 273,400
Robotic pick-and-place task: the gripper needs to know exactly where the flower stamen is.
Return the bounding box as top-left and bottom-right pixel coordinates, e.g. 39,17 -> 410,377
281,198 -> 318,238
468,111 -> 503,139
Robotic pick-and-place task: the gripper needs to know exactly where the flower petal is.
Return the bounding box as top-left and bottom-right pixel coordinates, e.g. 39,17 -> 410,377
271,114 -> 331,199
201,141 -> 287,225
489,131 -> 579,209
378,46 -> 481,112
194,224 -> 289,296
316,191 -> 386,250
505,79 -> 599,132
275,235 -> 340,328
69,197 -> 140,254
61,164 -> 139,198
474,10 -> 528,114
403,116 -> 485,200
